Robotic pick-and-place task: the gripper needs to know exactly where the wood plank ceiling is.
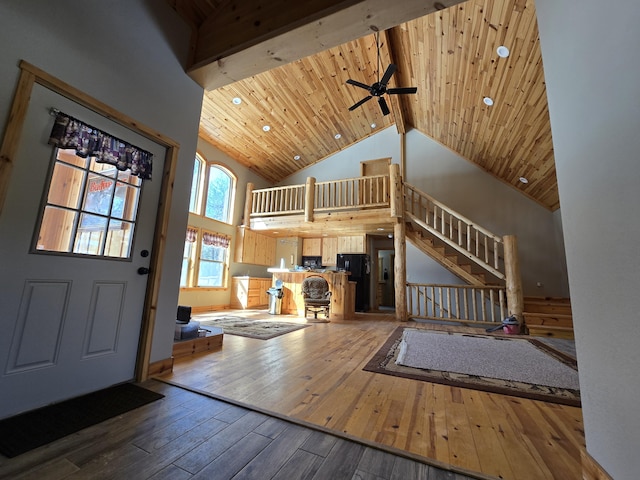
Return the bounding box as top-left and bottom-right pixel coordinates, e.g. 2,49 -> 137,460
168,0 -> 559,211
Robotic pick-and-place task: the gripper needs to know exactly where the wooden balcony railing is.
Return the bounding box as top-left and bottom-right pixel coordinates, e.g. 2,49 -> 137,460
245,173 -> 391,221
314,175 -> 389,212
407,283 -> 508,324
250,184 -> 306,217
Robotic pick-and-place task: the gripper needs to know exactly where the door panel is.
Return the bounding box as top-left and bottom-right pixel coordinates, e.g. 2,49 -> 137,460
0,84 -> 164,418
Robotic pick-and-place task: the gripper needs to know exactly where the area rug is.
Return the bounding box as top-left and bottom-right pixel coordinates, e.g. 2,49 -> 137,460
364,327 -> 580,406
0,383 -> 164,458
197,316 -> 310,340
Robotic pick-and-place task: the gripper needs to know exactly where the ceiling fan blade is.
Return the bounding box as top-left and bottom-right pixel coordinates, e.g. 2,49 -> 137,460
349,96 -> 373,111
378,96 -> 390,116
380,64 -> 397,85
346,79 -> 371,91
387,87 -> 418,95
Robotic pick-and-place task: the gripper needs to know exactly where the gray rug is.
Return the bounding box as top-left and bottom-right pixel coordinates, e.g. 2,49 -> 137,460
397,329 -> 580,390
364,327 -> 581,406
196,316 -> 310,340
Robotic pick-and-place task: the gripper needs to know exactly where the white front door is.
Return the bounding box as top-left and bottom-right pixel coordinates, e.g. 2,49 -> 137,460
0,84 -> 164,418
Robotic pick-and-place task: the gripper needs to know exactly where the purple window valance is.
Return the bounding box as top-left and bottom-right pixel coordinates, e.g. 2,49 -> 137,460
186,227 -> 198,243
48,111 -> 153,180
202,232 -> 230,248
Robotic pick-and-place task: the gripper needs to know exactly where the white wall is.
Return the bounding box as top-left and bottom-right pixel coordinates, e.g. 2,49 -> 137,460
0,0 -> 204,364
283,126 -> 402,184
536,1 -> 640,478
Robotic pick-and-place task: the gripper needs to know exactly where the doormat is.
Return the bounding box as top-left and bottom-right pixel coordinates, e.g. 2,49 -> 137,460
197,316 -> 311,340
363,327 -> 580,407
0,383 -> 164,458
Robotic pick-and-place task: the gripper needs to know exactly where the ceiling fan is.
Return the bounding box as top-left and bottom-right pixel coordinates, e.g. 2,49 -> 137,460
346,29 -> 417,116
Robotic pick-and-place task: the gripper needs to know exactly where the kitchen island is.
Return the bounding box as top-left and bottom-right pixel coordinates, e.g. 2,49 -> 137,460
269,270 -> 355,320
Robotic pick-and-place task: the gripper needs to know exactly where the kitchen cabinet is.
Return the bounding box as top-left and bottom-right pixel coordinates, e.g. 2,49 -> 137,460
337,235 -> 366,254
230,277 -> 273,309
235,226 -> 276,266
321,237 -> 338,266
302,238 -> 322,256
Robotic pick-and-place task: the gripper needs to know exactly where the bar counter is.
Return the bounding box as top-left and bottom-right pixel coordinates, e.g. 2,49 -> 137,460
270,271 -> 355,320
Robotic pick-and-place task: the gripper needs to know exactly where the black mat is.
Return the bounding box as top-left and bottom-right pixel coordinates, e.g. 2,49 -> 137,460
0,383 -> 164,458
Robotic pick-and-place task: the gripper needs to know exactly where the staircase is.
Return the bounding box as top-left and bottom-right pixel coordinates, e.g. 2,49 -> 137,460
404,183 -> 505,287
406,222 -> 503,286
523,297 -> 574,339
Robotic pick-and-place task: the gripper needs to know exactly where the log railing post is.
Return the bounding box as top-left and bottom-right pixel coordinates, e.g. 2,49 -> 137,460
243,182 -> 254,226
503,235 -> 525,332
392,164 -> 407,321
390,163 -> 402,217
394,219 -> 407,321
304,176 -> 315,222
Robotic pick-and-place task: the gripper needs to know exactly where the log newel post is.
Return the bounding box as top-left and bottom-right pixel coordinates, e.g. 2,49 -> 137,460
243,182 -> 254,227
392,164 -> 407,321
503,235 -> 525,332
390,163 -> 402,218
304,176 -> 315,223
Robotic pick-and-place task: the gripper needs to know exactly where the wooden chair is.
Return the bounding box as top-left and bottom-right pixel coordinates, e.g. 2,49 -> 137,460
301,275 -> 332,321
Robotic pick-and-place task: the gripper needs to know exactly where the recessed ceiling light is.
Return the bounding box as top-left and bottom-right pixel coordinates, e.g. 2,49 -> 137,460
377,227 -> 385,231
496,46 -> 510,58
483,97 -> 494,106
334,133 -> 341,139
293,155 -> 301,160
387,234 -> 393,239
371,123 -> 377,129
232,97 -> 242,105
263,125 -> 271,132
519,176 -> 529,184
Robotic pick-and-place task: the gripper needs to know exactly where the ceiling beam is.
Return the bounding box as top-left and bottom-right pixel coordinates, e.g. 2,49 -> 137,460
379,28 -> 406,135
187,0 -> 465,90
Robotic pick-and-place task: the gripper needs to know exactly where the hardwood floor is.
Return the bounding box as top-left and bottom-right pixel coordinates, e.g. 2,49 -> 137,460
0,311 -> 584,479
0,380 -> 478,479
166,310 -> 585,480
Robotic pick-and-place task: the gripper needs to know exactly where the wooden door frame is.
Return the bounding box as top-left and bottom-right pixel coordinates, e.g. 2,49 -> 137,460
0,61 -> 180,381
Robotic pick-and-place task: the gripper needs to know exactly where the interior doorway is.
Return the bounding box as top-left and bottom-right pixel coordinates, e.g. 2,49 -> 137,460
377,249 -> 395,309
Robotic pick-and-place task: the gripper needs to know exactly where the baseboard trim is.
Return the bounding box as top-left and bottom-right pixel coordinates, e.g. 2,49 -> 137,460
191,304 -> 230,314
581,449 -> 613,480
148,357 -> 174,377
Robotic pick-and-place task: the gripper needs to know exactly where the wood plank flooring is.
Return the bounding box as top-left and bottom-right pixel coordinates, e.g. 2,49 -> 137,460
0,380 -> 477,479
166,311 -> 585,480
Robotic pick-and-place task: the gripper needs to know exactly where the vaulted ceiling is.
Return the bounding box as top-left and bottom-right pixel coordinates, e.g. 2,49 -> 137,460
168,0 -> 558,211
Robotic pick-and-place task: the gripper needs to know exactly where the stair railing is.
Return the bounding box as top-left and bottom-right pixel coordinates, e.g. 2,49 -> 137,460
407,283 -> 507,324
404,183 -> 505,281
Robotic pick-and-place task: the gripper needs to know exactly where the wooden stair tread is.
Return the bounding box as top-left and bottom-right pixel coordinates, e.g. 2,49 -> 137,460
527,324 -> 574,339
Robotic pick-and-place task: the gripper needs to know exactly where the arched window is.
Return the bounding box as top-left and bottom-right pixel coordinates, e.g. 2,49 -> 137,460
205,164 -> 235,223
188,156 -> 204,214
189,155 -> 236,224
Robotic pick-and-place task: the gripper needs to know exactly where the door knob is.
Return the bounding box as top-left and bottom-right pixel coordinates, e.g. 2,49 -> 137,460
137,267 -> 150,275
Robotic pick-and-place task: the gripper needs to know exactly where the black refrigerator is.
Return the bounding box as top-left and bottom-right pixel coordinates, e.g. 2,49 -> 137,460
337,253 -> 370,312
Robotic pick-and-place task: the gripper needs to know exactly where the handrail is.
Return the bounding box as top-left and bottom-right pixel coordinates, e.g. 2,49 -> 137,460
404,183 -> 505,280
407,283 -> 507,324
